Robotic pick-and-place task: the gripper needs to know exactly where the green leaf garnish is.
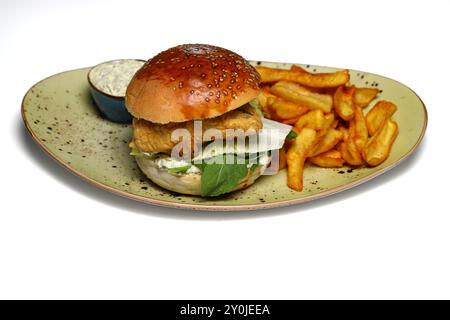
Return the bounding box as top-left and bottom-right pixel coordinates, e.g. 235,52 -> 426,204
199,155 -> 249,197
249,99 -> 264,117
286,130 -> 298,140
129,148 -> 141,156
167,165 -> 192,174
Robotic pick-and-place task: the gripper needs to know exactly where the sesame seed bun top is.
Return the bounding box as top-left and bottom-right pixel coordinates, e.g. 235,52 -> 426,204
125,44 -> 261,124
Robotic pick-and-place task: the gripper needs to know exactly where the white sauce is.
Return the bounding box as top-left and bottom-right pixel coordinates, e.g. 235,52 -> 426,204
154,156 -> 201,174
186,166 -> 201,174
89,59 -> 145,97
152,152 -> 271,175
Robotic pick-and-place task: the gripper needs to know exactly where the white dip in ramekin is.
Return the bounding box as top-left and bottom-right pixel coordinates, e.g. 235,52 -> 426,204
88,59 -> 145,97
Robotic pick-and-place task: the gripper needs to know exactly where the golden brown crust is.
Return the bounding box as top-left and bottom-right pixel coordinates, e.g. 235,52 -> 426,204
132,104 -> 262,154
125,44 -> 261,124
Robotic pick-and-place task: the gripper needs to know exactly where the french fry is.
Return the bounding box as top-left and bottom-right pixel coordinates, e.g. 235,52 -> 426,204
270,81 -> 333,113
269,97 -> 309,120
290,65 -> 332,92
287,128 -> 317,191
282,118 -> 300,125
278,146 -> 287,171
309,129 -> 344,157
324,113 -> 335,127
294,109 -> 325,131
353,87 -> 380,108
316,113 -> 335,139
290,65 -> 308,73
363,118 -> 398,166
350,106 -> 369,153
338,127 -> 364,166
330,118 -> 339,129
256,66 -> 350,88
334,85 -> 355,121
256,64 -> 401,191
257,90 -> 277,115
310,113 -> 337,155
309,149 -> 345,168
366,100 -> 397,136
337,124 -> 347,136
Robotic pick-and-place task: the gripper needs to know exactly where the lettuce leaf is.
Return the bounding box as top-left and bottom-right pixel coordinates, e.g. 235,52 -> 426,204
249,99 -> 264,117
167,165 -> 192,174
285,129 -> 298,140
197,153 -> 266,197
199,155 -> 249,197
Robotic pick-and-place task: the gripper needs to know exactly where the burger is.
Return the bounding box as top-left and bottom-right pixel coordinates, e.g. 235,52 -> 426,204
125,44 -> 292,196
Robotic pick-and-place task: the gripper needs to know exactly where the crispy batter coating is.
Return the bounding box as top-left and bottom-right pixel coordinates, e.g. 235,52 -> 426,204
131,104 -> 262,154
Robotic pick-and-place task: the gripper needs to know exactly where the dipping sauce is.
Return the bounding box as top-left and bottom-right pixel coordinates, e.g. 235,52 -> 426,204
87,59 -> 145,123
88,59 -> 145,97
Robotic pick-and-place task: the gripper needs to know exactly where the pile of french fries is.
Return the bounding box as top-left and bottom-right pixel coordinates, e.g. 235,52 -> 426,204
256,65 -> 399,191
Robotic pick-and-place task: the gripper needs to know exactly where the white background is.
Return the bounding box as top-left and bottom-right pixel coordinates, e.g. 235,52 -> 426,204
1,0 -> 449,299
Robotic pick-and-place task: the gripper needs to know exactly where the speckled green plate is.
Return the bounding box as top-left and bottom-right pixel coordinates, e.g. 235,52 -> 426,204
21,61 -> 427,211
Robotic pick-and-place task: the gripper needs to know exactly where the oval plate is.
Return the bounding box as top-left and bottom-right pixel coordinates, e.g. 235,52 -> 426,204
21,61 -> 427,211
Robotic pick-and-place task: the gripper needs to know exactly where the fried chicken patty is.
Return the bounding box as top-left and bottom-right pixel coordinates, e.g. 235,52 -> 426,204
131,104 -> 262,154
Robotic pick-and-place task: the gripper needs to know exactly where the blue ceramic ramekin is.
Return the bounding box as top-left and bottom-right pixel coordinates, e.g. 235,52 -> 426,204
87,59 -> 145,123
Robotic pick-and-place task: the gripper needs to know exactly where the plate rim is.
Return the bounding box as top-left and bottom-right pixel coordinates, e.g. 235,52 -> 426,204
21,64 -> 428,212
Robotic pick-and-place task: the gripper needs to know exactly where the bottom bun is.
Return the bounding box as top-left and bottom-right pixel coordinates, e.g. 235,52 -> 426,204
135,155 -> 270,196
